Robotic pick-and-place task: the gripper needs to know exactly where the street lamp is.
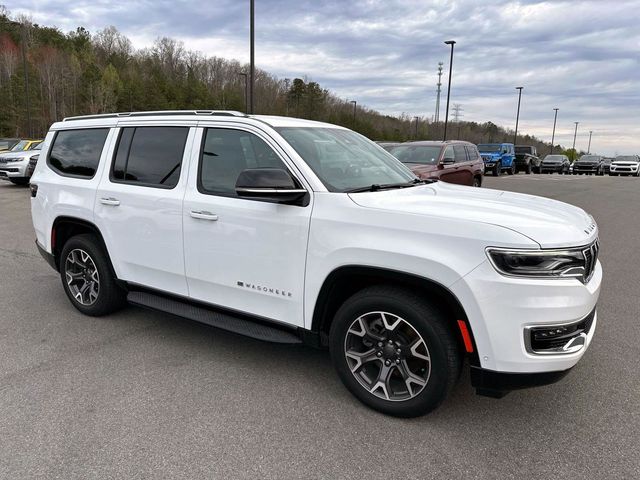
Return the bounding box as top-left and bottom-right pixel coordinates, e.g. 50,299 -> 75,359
249,0 -> 255,114
587,130 -> 593,154
349,100 -> 357,126
572,122 -> 579,154
237,72 -> 248,114
550,108 -> 559,154
413,116 -> 419,139
442,40 -> 456,141
513,87 -> 523,146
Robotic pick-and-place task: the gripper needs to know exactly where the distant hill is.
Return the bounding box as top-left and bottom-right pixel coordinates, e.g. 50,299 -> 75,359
0,8 -> 572,155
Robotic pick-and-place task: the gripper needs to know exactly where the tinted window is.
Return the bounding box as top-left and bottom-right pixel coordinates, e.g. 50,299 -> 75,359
465,146 -> 480,161
199,128 -> 289,196
443,146 -> 454,160
453,145 -> 467,162
48,129 -> 109,178
112,127 -> 188,188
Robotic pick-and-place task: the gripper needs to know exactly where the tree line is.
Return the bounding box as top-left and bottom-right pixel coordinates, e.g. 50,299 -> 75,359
0,6 -> 572,156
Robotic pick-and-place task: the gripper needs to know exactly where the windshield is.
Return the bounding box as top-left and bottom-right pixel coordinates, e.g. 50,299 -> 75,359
477,144 -> 501,153
27,142 -> 41,151
0,140 -> 18,150
10,140 -> 29,152
615,156 -> 638,162
276,127 -> 415,192
388,145 -> 442,165
544,155 -> 564,161
578,155 -> 599,162
32,143 -> 42,151
515,146 -> 531,154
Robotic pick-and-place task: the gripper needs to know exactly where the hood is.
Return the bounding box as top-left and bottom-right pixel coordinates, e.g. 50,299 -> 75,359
348,182 -> 597,248
0,151 -> 32,162
612,160 -> 640,166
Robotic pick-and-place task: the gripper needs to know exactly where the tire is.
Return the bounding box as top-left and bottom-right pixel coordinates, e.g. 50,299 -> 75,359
525,163 -> 532,174
472,176 -> 482,187
329,285 -> 462,418
492,162 -> 501,177
59,234 -> 127,316
507,164 -> 515,175
9,178 -> 29,186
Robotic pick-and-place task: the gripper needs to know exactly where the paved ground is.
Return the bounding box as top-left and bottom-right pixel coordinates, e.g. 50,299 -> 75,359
1,174 -> 638,479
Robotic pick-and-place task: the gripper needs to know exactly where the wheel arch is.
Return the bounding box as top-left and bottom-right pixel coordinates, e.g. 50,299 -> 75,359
51,216 -> 112,273
311,265 -> 480,364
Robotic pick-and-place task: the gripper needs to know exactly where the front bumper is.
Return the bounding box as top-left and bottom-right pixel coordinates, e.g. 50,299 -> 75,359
470,366 -> 571,398
540,164 -> 563,172
573,165 -> 599,173
0,161 -> 29,179
610,165 -> 638,174
450,258 -> 601,375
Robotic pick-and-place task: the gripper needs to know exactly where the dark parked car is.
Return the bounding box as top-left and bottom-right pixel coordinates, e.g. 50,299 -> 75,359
573,155 -> 604,175
376,142 -> 401,152
540,154 -> 571,174
388,140 -> 484,186
514,145 -> 541,174
601,157 -> 613,175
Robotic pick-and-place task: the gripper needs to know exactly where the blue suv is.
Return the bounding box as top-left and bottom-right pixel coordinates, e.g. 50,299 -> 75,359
478,143 -> 516,176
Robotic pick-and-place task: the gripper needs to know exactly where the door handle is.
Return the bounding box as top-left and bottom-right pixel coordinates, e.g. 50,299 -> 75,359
190,210 -> 218,221
100,197 -> 120,206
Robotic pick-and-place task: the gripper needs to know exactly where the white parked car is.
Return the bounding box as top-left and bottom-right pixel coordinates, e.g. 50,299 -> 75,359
0,143 -> 42,185
609,155 -> 640,176
30,111 -> 602,417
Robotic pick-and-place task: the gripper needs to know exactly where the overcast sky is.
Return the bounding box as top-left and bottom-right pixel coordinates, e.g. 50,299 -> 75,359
8,0 -> 640,155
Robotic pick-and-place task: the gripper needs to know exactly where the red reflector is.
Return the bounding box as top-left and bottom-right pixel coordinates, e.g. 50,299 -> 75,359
457,320 -> 474,353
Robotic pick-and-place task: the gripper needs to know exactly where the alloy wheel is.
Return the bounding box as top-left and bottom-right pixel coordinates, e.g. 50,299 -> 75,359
65,249 -> 100,306
344,311 -> 431,402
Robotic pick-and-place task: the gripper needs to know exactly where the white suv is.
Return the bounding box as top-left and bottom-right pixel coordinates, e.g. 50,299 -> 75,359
30,111 -> 601,417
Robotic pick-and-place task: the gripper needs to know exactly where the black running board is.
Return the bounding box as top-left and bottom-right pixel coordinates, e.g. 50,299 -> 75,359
127,291 -> 302,344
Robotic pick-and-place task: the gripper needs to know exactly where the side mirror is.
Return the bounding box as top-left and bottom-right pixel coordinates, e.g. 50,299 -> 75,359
235,168 -> 308,205
441,157 -> 455,165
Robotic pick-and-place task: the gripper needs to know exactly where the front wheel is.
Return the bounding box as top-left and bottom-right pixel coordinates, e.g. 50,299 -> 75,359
492,162 -> 501,177
329,286 -> 462,417
473,176 -> 482,187
60,234 -> 127,316
525,163 -> 532,174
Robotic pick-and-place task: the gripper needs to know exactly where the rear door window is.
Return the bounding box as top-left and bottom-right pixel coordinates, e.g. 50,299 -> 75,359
48,128 -> 109,178
111,126 -> 189,188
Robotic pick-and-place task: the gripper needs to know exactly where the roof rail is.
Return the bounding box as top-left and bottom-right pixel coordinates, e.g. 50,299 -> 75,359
63,110 -> 248,122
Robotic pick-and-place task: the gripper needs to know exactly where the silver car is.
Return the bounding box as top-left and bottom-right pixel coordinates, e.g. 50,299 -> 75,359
0,143 -> 42,185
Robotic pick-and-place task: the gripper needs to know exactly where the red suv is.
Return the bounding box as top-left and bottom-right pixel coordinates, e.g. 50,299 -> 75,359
388,141 -> 484,187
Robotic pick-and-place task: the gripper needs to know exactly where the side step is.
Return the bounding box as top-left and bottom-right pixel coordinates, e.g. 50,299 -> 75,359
127,291 -> 302,344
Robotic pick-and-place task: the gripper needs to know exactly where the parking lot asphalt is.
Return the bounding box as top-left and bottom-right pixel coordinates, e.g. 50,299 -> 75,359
1,174 -> 639,479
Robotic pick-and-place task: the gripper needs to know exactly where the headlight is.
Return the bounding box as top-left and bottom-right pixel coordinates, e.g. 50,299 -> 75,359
487,248 -> 588,281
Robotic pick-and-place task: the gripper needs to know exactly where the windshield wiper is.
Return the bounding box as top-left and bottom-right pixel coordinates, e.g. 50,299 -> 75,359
345,178 -> 434,193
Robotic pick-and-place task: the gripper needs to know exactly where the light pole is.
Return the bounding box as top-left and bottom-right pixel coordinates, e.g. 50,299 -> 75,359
249,0 -> 255,114
587,130 -> 593,154
513,87 -> 523,146
550,108 -> 559,154
237,72 -> 248,114
572,122 -> 579,156
350,100 -> 357,126
443,40 -> 456,141
413,116 -> 419,139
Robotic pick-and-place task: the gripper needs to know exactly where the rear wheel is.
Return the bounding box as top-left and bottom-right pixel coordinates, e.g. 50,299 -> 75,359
60,234 -> 127,316
329,286 -> 462,417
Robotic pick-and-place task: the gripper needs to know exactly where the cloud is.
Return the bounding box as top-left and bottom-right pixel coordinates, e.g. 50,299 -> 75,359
9,0 -> 640,154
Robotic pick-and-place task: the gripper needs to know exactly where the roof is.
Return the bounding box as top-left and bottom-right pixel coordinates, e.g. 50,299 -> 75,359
402,140 -> 474,147
55,110 -> 345,131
